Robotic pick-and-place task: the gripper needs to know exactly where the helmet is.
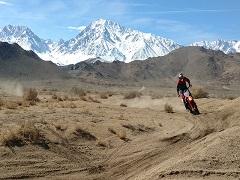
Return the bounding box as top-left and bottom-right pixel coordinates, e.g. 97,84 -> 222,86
178,73 -> 183,79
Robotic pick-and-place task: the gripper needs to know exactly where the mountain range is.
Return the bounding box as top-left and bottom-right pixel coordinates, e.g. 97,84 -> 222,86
0,42 -> 65,80
1,41 -> 240,86
0,19 -> 240,65
66,46 -> 240,85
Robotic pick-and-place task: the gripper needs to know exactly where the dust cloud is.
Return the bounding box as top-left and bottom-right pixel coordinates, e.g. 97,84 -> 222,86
0,80 -> 24,97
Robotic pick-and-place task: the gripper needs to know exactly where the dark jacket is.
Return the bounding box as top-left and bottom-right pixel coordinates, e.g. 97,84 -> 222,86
177,77 -> 191,94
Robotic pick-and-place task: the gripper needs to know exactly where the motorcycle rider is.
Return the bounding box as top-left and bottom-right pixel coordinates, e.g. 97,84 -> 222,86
177,73 -> 192,110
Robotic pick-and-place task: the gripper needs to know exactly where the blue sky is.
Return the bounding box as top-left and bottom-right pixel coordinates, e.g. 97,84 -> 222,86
0,0 -> 239,44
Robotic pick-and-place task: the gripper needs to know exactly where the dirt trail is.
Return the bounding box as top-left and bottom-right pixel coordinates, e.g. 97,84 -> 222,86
0,93 -> 239,179
101,97 -> 240,180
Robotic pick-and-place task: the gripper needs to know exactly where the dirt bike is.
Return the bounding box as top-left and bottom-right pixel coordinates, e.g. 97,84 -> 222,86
179,87 -> 200,115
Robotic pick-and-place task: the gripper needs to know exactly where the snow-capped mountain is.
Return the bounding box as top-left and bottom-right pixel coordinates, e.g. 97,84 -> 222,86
0,25 -> 49,53
0,20 -> 181,65
51,19 -> 181,64
191,40 -> 240,54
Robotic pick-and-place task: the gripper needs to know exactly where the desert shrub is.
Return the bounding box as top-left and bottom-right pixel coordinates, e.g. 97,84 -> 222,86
73,127 -> 96,141
122,124 -> 136,131
0,121 -> 47,147
63,95 -> 69,101
122,124 -> 154,134
107,91 -> 114,97
124,91 -> 142,99
100,92 -> 109,99
192,88 -> 208,99
18,121 -> 41,142
225,96 -> 236,100
164,103 -> 174,113
29,101 -> 36,106
108,128 -> 117,135
0,129 -> 23,147
120,103 -> 127,107
117,130 -> 128,141
0,98 -> 4,107
24,88 -> 39,102
97,140 -> 108,147
55,124 -> 68,131
52,94 -> 65,101
88,96 -> 101,103
57,96 -> 63,101
52,94 -> 58,99
16,101 -> 23,106
70,87 -> 86,97
80,96 -> 88,101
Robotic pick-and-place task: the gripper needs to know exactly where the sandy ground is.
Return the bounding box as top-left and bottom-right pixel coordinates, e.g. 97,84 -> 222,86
0,87 -> 240,180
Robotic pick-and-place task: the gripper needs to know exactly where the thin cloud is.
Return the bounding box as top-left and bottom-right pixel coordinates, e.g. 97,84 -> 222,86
67,26 -> 86,31
127,2 -> 151,7
131,18 -> 218,44
0,1 -> 12,6
137,9 -> 240,15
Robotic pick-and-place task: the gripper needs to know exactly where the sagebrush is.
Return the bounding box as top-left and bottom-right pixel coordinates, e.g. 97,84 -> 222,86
124,91 -> 142,99
24,88 -> 39,102
164,103 -> 174,113
192,88 -> 208,99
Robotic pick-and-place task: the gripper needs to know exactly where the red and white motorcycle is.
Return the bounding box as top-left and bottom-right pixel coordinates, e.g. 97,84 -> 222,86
180,87 -> 200,115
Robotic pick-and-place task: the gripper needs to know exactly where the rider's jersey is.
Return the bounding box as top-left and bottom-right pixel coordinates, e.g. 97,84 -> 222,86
177,77 -> 190,92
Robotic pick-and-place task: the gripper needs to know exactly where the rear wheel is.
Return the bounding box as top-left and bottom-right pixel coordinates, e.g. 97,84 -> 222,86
192,101 -> 200,115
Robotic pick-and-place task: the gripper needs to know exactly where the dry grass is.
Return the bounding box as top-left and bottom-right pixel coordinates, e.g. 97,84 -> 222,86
59,102 -> 77,108
0,121 -> 47,148
0,98 -> 34,110
124,91 -> 142,99
70,87 -> 86,97
0,129 -> 23,147
122,124 -> 154,134
52,94 -> 65,102
5,101 -> 18,109
192,87 -> 208,99
164,103 -> 174,113
24,88 -> 39,102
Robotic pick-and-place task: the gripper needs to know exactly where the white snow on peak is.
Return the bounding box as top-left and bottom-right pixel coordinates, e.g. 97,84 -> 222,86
0,19 -> 180,65
50,19 -> 181,65
190,39 -> 240,54
0,25 -> 49,53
